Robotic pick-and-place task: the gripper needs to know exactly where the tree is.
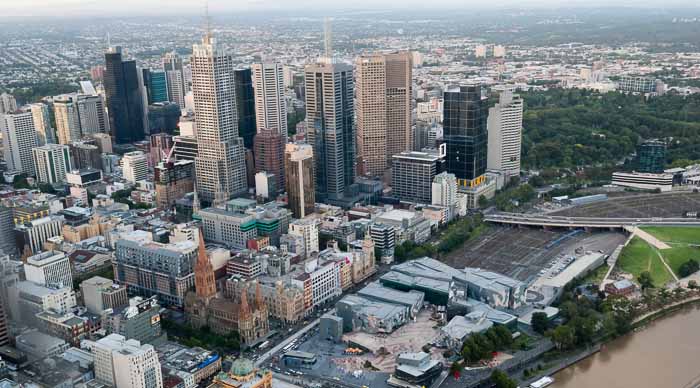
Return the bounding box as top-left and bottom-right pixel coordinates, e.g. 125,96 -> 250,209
490,370 -> 517,388
37,183 -> 56,194
638,271 -> 654,289
548,325 -> 576,350
12,175 -> 31,189
679,259 -> 700,278
478,195 -> 489,208
688,280 -> 698,290
531,312 -> 550,334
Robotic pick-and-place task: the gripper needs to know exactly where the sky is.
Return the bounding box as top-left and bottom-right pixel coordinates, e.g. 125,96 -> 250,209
1,0 -> 698,18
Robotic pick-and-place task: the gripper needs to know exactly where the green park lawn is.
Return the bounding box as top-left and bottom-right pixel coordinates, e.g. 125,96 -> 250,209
642,226 -> 700,245
642,226 -> 700,278
617,237 -> 673,287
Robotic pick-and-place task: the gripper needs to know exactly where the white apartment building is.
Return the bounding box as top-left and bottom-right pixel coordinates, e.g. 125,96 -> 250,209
91,334 -> 163,388
0,93 -> 17,114
122,151 -> 149,183
32,144 -> 72,184
289,217 -> 319,259
15,215 -> 64,254
1,108 -> 39,176
252,62 -> 288,137
24,250 -> 73,288
487,89 -> 523,179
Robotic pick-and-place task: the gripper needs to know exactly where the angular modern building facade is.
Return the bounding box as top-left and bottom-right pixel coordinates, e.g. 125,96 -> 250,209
443,85 -> 488,188
104,47 -> 146,144
191,33 -> 248,203
304,59 -> 355,202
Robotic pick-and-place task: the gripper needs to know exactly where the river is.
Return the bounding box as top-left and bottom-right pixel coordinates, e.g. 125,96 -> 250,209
551,303 -> 700,388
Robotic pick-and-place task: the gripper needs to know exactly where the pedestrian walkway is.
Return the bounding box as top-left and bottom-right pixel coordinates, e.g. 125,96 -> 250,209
624,226 -> 671,249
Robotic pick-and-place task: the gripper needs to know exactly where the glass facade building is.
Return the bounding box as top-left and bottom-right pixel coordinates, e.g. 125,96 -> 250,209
636,139 -> 666,173
443,85 -> 488,185
104,48 -> 146,144
234,68 -> 257,149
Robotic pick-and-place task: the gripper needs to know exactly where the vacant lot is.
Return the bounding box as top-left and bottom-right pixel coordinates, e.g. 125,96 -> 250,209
617,237 -> 673,287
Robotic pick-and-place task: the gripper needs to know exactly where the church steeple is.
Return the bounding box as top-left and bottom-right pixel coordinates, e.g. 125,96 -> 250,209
194,229 -> 217,300
239,288 -> 251,319
255,281 -> 265,310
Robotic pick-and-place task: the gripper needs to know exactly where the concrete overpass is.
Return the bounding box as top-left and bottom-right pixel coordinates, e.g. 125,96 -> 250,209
484,213 -> 700,229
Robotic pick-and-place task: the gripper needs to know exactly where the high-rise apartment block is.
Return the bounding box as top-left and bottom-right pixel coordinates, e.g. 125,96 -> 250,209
254,129 -> 285,189
487,89 -> 523,179
32,144 -> 72,184
1,108 -> 39,176
91,334 -> 163,388
356,51 -> 412,176
191,33 -> 248,203
53,94 -> 82,144
285,143 -> 315,219
304,59 -> 355,201
104,47 -> 147,144
163,51 -> 187,109
122,151 -> 148,184
252,63 -> 288,138
443,85 -> 488,189
391,145 -> 446,204
24,250 -> 73,288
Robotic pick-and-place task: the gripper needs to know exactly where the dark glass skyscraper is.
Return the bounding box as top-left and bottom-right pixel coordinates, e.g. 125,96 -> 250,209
143,69 -> 169,104
104,47 -> 146,144
443,85 -> 488,185
234,68 -> 257,149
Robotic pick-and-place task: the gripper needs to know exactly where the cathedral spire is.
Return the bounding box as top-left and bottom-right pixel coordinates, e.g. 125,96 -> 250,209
239,288 -> 251,319
194,229 -> 217,300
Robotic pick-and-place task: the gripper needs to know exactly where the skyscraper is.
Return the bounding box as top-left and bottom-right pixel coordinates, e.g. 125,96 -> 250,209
252,62 -> 287,138
234,68 -> 257,149
53,94 -> 82,144
0,93 -> 17,114
104,47 -> 146,144
443,85 -> 488,188
636,139 -> 666,173
77,94 -> 110,135
32,144 -> 72,184
163,51 -> 187,109
91,334 -> 163,388
356,51 -> 412,176
143,69 -> 169,104
122,151 -> 148,184
1,108 -> 39,176
191,32 -> 248,203
391,145 -> 445,204
487,88 -> 523,179
254,129 -> 285,189
30,103 -> 55,145
304,59 -> 354,201
285,143 -> 315,219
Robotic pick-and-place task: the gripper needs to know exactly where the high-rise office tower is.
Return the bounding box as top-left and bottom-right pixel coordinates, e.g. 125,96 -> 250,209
77,94 -> 110,135
0,206 -> 17,256
487,88 -> 523,179
304,60 -> 355,201
0,93 -> 17,114
32,144 -> 72,184
252,63 -> 288,138
636,139 -> 666,173
443,85 -> 488,188
14,215 -> 64,254
24,250 -> 73,288
122,151 -> 148,184
154,159 -> 194,209
163,52 -> 187,109
191,32 -> 248,203
1,108 -> 39,176
285,143 -> 315,219
234,68 -> 257,149
30,103 -> 55,145
356,51 -> 412,176
391,145 -> 445,204
54,94 -> 82,144
91,334 -> 163,388
104,47 -> 146,144
253,129 -> 285,190
143,69 -> 169,104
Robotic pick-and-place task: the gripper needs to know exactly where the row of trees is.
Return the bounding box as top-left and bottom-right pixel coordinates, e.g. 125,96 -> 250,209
460,325 -> 513,364
161,320 -> 241,352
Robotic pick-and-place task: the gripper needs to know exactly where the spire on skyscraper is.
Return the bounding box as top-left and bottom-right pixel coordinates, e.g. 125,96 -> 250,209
323,17 -> 332,58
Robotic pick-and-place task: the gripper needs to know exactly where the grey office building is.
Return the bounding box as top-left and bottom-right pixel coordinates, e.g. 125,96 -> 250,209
391,146 -> 445,204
